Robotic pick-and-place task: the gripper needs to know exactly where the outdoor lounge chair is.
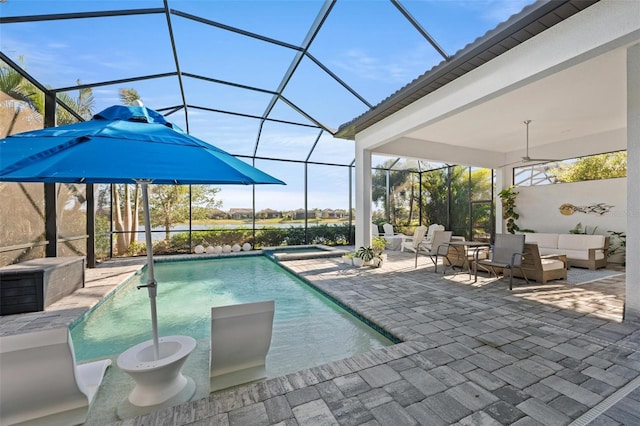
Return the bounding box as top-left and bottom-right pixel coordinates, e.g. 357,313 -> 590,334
421,224 -> 445,251
474,234 -> 528,290
0,327 -> 112,426
210,300 -> 275,392
382,223 -> 396,236
400,225 -> 427,253
372,222 -> 380,237
417,230 -> 452,269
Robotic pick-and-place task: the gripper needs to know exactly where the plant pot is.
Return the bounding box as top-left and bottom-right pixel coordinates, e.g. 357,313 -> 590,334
608,253 -> 625,264
341,255 -> 353,265
353,258 -> 364,267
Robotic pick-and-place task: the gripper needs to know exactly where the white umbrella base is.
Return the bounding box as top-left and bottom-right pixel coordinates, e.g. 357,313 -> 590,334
116,336 -> 197,418
117,377 -> 195,420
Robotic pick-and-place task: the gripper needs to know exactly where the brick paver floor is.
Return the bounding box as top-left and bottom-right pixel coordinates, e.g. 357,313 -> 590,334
2,251 -> 637,425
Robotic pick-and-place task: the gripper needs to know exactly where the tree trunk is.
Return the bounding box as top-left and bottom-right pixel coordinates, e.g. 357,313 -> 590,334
165,218 -> 171,240
131,184 -> 139,243
164,200 -> 172,240
112,184 -> 127,255
123,184 -> 131,247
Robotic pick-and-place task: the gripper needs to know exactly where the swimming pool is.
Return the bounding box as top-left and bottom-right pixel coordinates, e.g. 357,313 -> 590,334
71,256 -> 394,378
263,244 -> 348,261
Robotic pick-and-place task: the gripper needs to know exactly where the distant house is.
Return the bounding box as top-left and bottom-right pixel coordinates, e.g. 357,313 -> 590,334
208,208 -> 227,220
335,209 -> 348,218
321,209 -> 346,219
294,209 -> 319,220
256,208 -> 282,219
228,208 -> 253,220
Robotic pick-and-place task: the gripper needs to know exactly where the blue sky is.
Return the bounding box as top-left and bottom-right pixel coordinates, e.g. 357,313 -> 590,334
1,0 -> 533,210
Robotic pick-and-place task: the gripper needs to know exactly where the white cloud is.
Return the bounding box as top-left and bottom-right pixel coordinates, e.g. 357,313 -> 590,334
333,46 -> 436,84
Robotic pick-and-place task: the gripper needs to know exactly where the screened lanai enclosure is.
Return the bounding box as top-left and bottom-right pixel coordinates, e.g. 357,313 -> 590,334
0,0 -> 522,267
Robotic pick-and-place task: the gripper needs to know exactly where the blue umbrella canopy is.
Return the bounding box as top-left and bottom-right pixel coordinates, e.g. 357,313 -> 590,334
0,105 -> 285,360
0,105 -> 284,185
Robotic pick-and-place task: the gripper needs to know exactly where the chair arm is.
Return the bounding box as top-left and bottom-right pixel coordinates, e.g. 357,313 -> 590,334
435,243 -> 450,256
510,251 -> 525,267
588,247 -> 606,260
473,246 -> 489,262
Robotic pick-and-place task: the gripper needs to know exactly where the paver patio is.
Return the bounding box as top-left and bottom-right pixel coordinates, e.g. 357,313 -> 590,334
1,251 -> 637,425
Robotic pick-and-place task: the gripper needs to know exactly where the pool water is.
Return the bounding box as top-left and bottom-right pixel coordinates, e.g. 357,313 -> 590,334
71,256 -> 394,378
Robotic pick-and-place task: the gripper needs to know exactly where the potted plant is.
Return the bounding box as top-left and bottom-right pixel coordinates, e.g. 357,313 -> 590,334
341,252 -> 354,265
498,186 -> 520,234
356,243 -> 387,268
371,236 -> 388,253
352,251 -> 365,267
371,236 -> 389,267
355,246 -> 376,266
608,231 -> 626,265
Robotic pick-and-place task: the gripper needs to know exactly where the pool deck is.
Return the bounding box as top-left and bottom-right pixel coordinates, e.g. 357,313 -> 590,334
1,251 -> 639,425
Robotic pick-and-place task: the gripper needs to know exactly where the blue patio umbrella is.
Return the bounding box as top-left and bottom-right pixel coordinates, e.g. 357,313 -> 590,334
0,105 -> 284,359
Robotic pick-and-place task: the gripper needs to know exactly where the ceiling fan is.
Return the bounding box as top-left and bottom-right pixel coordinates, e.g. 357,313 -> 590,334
500,120 -> 559,167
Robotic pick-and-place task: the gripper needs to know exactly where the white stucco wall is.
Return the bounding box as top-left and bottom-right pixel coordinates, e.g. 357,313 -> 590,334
516,177 -> 627,238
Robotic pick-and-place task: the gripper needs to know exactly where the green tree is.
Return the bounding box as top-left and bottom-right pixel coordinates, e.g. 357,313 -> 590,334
0,56 -> 42,112
1,59 -> 94,125
372,159 -> 411,224
55,80 -> 95,125
547,151 -> 626,183
149,185 -> 221,240
419,166 -> 492,239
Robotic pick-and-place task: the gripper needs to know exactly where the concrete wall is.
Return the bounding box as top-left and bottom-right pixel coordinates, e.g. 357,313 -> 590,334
516,177 -> 627,261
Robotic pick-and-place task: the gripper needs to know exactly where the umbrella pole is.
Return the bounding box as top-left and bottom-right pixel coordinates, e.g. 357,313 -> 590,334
139,182 -> 160,360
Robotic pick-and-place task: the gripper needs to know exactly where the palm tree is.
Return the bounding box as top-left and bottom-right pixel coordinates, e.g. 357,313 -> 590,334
1,59 -> 93,124
119,88 -> 141,106
0,56 -> 42,112
112,88 -> 143,254
56,80 -> 95,125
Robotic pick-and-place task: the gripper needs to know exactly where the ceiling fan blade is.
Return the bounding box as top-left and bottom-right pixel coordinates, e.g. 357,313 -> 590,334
496,159 -> 526,168
495,157 -> 559,168
525,158 -> 560,163
495,121 -> 561,168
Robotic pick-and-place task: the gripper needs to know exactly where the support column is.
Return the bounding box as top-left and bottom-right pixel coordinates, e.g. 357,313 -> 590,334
494,167 -> 513,235
625,43 -> 640,321
86,184 -> 96,268
355,143 -> 372,249
44,91 -> 57,258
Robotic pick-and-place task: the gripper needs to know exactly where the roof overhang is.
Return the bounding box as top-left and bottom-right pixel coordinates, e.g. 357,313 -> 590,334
338,0 -> 640,170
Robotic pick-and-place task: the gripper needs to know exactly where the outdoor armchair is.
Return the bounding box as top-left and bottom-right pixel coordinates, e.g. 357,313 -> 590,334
417,230 -> 453,269
400,225 -> 427,253
512,243 -> 567,284
420,224 -> 445,251
474,234 -> 528,290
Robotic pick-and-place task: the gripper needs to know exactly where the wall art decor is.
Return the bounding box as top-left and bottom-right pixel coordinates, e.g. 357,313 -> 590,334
559,203 -> 613,216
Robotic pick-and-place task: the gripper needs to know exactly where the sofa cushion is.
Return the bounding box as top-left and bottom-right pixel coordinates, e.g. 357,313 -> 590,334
524,233 -> 559,249
545,248 -> 605,260
557,234 -> 605,251
540,258 -> 565,271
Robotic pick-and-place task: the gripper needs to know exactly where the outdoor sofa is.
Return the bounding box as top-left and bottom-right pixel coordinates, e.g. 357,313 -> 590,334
523,232 -> 608,270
